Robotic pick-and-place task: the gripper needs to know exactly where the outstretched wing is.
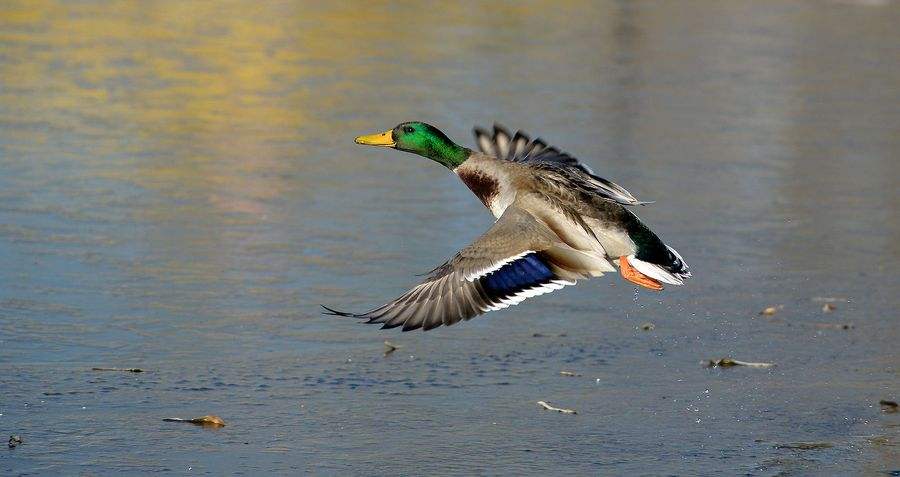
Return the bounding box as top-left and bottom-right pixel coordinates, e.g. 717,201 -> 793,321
323,205 -> 611,332
473,124 -> 649,206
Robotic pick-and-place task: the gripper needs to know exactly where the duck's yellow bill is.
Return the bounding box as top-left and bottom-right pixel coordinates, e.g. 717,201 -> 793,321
355,129 -> 395,147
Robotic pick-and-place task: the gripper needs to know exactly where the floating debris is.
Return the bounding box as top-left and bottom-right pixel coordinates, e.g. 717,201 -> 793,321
814,323 -> 854,330
559,371 -> 580,377
774,442 -> 833,450
8,435 -> 22,448
812,297 -> 846,303
880,400 -> 898,413
638,322 -> 655,331
537,401 -> 577,415
821,303 -> 837,313
42,391 -> 93,396
162,415 -> 225,427
703,358 -> 775,369
759,305 -> 783,316
92,367 -> 143,373
383,341 -> 400,356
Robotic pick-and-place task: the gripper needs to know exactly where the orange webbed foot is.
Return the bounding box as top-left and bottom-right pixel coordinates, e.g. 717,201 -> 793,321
618,256 -> 664,291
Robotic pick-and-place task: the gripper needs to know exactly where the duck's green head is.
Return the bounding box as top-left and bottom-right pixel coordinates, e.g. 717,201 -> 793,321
355,121 -> 469,169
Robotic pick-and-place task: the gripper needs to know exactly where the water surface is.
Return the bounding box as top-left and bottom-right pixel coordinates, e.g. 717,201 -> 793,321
1,1 -> 898,475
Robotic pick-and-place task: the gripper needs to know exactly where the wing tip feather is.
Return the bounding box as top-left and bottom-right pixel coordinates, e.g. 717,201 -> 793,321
321,304 -> 358,317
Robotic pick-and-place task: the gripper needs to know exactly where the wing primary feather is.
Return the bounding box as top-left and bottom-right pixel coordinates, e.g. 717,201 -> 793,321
473,126 -> 651,204
448,286 -> 474,326
321,304 -> 355,317
328,204 -> 604,331
493,124 -> 512,159
474,127 -> 494,156
385,308 -> 412,329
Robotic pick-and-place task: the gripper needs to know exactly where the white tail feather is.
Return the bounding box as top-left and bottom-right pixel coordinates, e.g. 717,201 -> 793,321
629,255 -> 685,286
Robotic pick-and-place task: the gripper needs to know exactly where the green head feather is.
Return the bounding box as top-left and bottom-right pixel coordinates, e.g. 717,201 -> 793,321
356,121 -> 470,169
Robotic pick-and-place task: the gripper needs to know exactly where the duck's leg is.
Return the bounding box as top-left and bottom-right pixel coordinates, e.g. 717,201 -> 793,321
618,256 -> 663,291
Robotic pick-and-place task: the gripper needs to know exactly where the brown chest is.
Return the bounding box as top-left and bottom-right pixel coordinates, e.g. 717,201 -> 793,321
457,169 -> 500,207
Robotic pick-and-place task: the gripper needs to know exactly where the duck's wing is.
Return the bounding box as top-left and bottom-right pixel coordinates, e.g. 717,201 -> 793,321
473,124 -> 649,206
323,205 -> 612,332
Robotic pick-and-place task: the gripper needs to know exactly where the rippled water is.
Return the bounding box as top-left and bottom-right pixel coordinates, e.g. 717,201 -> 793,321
1,1 -> 898,474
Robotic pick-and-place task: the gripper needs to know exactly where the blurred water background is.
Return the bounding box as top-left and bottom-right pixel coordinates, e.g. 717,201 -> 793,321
1,0 -> 898,474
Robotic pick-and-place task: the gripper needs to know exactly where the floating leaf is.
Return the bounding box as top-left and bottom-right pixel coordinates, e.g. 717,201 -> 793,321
774,442 -> 833,450
759,305 -> 783,316
703,358 -> 775,369
537,401 -> 577,415
163,415 -> 225,427
383,341 -> 400,356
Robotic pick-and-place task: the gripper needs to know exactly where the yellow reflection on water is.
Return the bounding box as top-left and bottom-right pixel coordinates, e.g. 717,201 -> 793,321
3,1 -> 315,217
3,1 -> 307,133
1,0 -> 438,218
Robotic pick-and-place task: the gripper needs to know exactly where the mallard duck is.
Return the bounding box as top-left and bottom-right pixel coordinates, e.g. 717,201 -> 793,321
323,122 -> 690,331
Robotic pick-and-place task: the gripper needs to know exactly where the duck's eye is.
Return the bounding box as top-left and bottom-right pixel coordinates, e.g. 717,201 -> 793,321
403,126 -> 415,134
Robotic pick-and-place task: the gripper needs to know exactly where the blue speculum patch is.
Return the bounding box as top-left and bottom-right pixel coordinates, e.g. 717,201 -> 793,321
482,253 -> 555,298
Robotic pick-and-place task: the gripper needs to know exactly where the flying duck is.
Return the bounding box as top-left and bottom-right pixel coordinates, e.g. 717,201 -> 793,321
323,122 -> 690,331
